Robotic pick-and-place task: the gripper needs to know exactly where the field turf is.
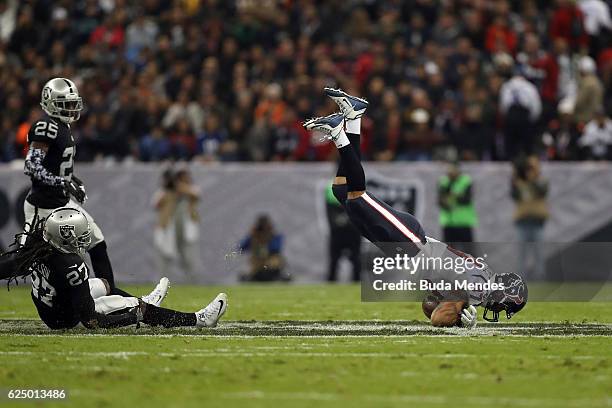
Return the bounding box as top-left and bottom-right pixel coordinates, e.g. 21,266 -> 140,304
0,283 -> 610,408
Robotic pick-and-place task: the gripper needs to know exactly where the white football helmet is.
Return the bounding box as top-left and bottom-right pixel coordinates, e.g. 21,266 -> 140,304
40,78 -> 83,124
43,208 -> 91,257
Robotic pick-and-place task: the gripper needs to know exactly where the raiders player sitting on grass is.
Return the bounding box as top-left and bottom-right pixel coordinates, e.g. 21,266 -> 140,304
304,87 -> 528,328
0,78 -> 126,298
0,208 -> 227,330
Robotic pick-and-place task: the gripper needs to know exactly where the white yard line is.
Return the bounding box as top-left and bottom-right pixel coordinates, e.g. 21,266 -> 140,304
0,350 -> 603,360
219,391 -> 607,407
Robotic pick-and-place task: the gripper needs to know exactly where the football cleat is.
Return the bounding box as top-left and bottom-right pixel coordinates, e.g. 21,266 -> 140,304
195,292 -> 228,328
141,277 -> 169,307
303,113 -> 344,142
324,87 -> 368,120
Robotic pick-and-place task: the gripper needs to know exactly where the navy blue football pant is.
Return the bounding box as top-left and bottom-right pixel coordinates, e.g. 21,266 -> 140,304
332,132 -> 426,254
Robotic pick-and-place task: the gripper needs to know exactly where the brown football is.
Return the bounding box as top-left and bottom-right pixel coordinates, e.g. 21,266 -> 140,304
422,294 -> 440,319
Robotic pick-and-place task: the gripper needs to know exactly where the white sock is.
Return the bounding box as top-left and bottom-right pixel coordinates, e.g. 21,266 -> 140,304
334,129 -> 350,149
345,118 -> 361,135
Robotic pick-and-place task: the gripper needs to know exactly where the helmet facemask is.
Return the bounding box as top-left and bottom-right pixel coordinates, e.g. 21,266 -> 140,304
482,273 -> 528,322
43,208 -> 92,258
52,95 -> 83,123
40,78 -> 84,124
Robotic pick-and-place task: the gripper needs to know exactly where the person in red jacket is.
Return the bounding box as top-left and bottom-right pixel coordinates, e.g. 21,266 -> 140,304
549,0 -> 589,52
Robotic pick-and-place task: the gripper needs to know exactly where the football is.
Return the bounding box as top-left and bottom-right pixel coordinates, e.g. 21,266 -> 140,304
422,294 -> 440,319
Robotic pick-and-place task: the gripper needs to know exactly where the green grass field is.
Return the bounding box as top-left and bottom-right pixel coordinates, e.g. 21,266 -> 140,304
0,283 -> 611,408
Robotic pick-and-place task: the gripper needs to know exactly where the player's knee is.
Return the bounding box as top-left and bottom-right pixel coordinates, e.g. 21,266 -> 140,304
332,184 -> 348,205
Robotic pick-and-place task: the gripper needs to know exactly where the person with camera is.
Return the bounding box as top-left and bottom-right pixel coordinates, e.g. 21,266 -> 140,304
238,214 -> 288,282
511,155 -> 549,280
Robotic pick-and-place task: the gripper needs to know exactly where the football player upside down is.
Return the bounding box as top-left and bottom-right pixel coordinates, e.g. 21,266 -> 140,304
304,88 -> 527,328
1,209 -> 227,330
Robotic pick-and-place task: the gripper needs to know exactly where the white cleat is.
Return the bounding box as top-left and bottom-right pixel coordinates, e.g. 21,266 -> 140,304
141,277 -> 169,307
195,293 -> 228,328
302,113 -> 344,142
324,87 -> 369,120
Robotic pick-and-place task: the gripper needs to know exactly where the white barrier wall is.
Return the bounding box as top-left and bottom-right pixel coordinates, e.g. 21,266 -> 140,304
2,162 -> 612,283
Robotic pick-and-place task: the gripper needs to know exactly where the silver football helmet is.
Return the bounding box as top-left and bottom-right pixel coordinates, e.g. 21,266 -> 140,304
40,78 -> 83,124
43,208 -> 91,257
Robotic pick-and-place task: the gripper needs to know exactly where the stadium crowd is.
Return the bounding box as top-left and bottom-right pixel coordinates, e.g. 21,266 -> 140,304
0,0 -> 611,163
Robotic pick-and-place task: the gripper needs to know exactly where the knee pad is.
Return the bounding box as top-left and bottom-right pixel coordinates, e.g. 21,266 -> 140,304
332,184 -> 348,205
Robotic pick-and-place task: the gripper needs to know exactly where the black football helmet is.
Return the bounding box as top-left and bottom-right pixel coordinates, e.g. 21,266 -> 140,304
482,273 -> 528,322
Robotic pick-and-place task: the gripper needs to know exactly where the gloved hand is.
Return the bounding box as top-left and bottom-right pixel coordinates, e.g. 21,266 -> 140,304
65,178 -> 87,203
460,305 -> 478,329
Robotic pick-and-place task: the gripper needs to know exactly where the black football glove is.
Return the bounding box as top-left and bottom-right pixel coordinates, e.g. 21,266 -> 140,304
64,179 -> 87,203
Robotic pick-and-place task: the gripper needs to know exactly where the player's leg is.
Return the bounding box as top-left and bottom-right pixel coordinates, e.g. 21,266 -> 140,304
325,88 -> 368,206
304,113 -> 426,250
138,292 -> 228,328
65,200 -> 130,296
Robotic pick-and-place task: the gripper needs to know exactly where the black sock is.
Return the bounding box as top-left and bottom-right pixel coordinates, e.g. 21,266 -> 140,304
338,145 -> 366,192
143,304 -> 197,328
347,133 -> 361,159
88,241 -> 117,289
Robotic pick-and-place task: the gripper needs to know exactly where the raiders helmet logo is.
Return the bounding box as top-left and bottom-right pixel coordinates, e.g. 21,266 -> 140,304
59,224 -> 75,240
42,87 -> 51,101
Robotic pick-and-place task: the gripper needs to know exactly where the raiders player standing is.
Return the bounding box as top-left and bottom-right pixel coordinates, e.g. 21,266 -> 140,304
304,88 -> 528,328
0,78 -> 125,296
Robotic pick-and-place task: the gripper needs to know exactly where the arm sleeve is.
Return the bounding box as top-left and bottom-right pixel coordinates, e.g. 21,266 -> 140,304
24,148 -> 66,187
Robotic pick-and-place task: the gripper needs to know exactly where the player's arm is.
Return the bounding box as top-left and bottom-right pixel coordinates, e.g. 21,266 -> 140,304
66,263 -> 139,329
430,301 -> 465,327
430,301 -> 478,329
23,141 -> 66,187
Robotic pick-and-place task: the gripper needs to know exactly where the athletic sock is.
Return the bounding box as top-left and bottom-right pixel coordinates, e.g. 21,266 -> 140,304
333,129 -> 350,149
346,118 -> 361,136
143,304 -> 197,328
347,132 -> 361,159
338,145 -> 366,192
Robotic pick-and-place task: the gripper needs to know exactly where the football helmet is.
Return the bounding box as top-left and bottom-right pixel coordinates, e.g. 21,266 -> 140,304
482,273 -> 528,322
43,208 -> 91,257
40,78 -> 83,124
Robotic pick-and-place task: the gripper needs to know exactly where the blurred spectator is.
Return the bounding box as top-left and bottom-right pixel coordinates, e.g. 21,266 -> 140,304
438,161 -> 477,249
497,53 -> 542,159
0,1 -> 611,163
542,99 -> 580,160
0,0 -> 17,42
238,214 -> 288,282
511,156 -> 549,280
574,56 -> 604,125
578,0 -> 612,57
325,184 -> 361,282
153,167 -> 201,280
578,109 -> 612,159
549,0 -> 588,52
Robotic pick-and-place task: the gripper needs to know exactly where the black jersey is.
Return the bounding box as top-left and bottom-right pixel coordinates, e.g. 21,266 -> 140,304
26,114 -> 75,209
30,250 -> 138,330
30,251 -> 94,329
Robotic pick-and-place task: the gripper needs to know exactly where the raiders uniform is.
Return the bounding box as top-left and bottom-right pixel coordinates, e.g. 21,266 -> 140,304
30,251 -> 137,330
26,114 -> 75,209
